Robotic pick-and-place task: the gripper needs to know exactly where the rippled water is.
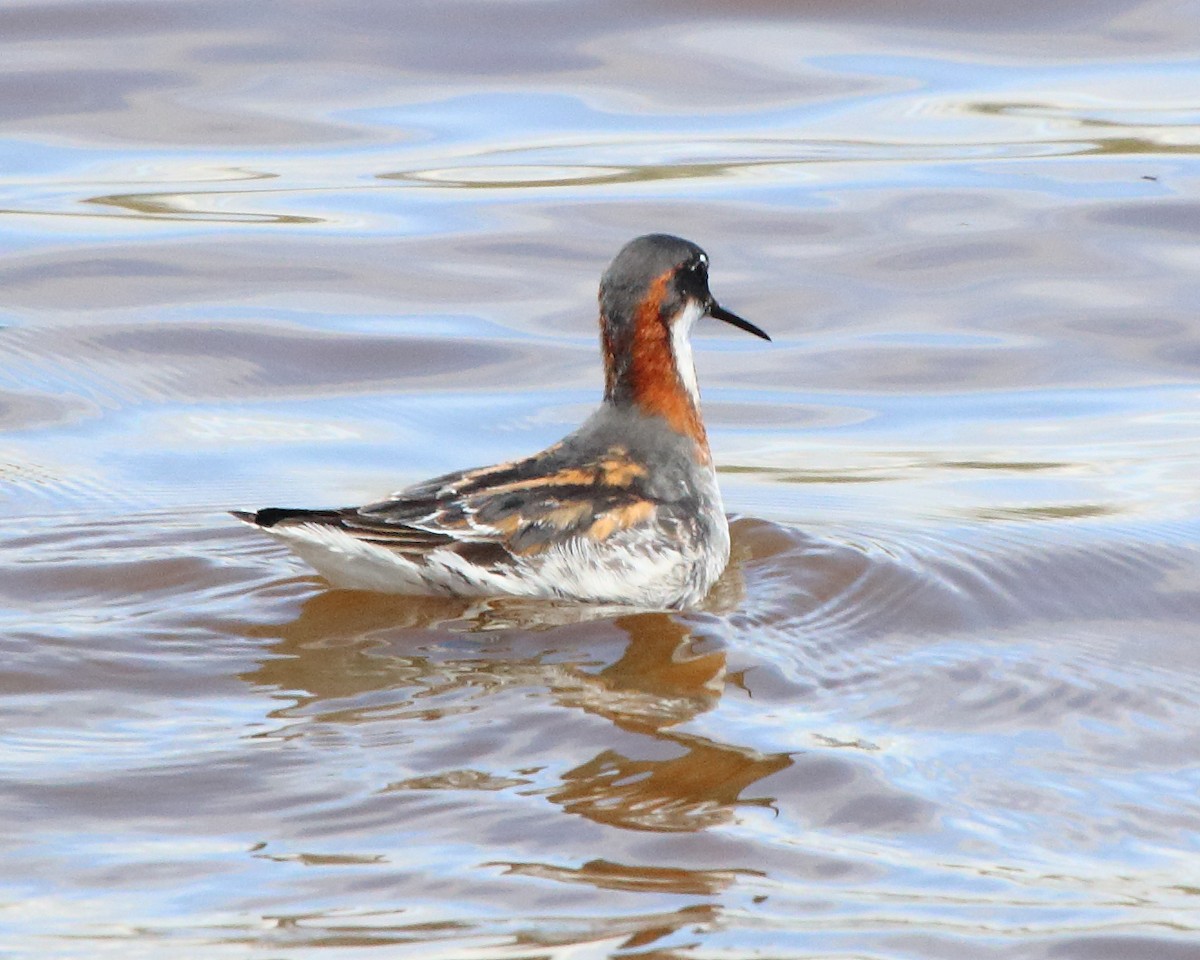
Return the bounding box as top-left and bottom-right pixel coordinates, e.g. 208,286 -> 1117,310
3,1 -> 1200,957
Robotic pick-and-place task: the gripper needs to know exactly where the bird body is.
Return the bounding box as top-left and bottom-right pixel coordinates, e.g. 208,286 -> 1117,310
235,234 -> 769,610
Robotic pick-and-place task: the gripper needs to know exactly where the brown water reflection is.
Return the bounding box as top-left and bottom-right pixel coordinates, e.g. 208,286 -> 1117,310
246,593 -> 789,834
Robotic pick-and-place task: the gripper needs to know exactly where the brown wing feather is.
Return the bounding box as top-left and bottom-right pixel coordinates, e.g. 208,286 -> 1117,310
242,445 -> 662,567
349,444 -> 659,560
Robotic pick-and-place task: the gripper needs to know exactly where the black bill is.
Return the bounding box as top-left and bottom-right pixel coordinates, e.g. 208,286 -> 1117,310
708,301 -> 771,341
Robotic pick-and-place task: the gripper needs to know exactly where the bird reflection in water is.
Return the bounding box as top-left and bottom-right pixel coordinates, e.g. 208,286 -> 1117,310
242,582 -> 791,835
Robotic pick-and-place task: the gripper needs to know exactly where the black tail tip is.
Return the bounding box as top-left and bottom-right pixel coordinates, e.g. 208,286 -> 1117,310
232,507 -> 327,529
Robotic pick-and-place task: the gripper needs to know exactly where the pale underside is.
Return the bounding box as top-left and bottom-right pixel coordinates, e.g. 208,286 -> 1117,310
258,508 -> 726,610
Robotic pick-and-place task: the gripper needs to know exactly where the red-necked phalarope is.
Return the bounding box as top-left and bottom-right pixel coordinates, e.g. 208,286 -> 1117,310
234,233 -> 770,609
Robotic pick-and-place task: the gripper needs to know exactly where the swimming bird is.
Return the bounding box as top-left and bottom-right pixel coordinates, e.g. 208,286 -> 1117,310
233,233 -> 770,609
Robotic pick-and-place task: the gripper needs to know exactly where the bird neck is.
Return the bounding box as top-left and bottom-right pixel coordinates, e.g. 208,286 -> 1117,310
603,286 -> 710,462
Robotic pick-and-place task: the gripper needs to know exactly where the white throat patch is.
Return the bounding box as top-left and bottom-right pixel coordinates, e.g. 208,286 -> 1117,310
670,300 -> 705,408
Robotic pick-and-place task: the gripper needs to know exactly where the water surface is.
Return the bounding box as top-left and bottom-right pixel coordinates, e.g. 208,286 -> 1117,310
3,1 -> 1200,957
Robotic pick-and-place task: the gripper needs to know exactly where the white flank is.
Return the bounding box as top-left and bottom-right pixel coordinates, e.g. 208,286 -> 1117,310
257,513 -> 719,610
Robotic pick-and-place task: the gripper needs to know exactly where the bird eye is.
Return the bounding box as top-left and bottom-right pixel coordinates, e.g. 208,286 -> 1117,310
677,257 -> 709,300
